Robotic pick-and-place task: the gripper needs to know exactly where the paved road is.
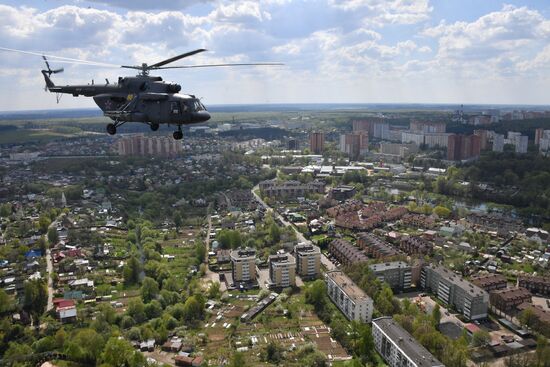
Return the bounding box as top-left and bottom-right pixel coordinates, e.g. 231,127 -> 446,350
45,248 -> 54,311
251,185 -> 336,272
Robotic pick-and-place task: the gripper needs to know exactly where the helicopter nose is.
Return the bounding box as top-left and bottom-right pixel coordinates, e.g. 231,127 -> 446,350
192,111 -> 211,123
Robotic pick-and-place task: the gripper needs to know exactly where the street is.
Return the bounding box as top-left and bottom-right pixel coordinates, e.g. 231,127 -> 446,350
251,185 -> 336,272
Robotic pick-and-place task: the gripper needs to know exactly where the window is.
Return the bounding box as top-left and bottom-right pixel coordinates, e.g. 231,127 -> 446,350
170,101 -> 180,115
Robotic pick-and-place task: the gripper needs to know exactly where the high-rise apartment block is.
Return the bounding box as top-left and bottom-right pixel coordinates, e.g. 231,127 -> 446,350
410,121 -> 446,134
231,247 -> 257,283
420,264 -> 489,320
447,134 -> 481,161
294,243 -> 321,280
507,132 -> 528,153
309,132 -> 325,154
115,134 -> 182,157
493,133 -> 504,152
268,252 -> 296,288
326,270 -> 373,323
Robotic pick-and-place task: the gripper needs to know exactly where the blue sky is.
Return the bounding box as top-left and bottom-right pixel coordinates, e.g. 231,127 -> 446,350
1,0 -> 550,110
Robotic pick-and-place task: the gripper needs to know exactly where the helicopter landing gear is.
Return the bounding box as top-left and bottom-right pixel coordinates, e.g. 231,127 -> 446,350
106,123 -> 117,135
173,126 -> 183,140
150,123 -> 159,132
106,120 -> 126,135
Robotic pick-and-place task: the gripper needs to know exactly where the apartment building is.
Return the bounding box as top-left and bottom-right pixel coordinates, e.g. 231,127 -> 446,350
328,239 -> 369,266
489,287 -> 531,313
357,233 -> 399,259
369,261 -> 412,292
471,274 -> 507,292
230,247 -> 257,283
309,132 -> 325,154
326,270 -> 373,323
294,243 -> 321,280
421,264 -> 489,320
372,317 -> 444,367
115,134 -> 183,157
518,276 -> 550,296
268,252 -> 296,288
259,179 -> 325,199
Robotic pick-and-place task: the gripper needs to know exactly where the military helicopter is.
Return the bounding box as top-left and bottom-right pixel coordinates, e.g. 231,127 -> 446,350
0,47 -> 282,139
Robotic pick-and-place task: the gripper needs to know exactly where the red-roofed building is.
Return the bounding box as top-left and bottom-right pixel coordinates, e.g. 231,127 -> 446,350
53,299 -> 77,323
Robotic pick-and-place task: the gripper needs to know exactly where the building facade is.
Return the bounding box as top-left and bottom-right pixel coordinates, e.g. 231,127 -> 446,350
471,274 -> 507,292
230,247 -> 257,283
259,179 -> 325,199
421,264 -> 489,320
369,261 -> 412,292
115,134 -> 183,157
326,270 -> 373,323
268,252 -> 296,288
328,239 -> 369,266
309,132 -> 325,154
518,276 -> 550,296
447,134 -> 481,161
489,287 -> 532,313
372,317 -> 444,367
294,243 -> 321,279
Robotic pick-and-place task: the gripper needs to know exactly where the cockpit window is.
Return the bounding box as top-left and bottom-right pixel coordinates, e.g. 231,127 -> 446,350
193,100 -> 205,111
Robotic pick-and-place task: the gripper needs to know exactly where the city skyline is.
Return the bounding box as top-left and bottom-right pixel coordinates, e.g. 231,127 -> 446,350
0,0 -> 550,110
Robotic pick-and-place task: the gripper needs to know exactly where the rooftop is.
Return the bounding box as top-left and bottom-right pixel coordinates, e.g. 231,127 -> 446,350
369,261 -> 410,272
425,264 -> 488,299
373,317 -> 444,367
326,270 -> 370,302
230,247 -> 256,259
294,243 -> 320,254
269,252 -> 296,265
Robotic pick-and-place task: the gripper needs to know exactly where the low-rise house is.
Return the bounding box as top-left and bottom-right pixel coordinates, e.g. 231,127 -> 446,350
490,287 -> 531,313
53,299 -> 77,323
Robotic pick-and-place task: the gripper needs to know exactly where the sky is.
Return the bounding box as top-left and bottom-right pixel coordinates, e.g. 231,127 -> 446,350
1,0 -> 550,110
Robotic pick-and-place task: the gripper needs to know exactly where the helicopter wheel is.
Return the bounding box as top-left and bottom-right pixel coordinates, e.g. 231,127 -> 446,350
150,123 -> 160,131
173,130 -> 183,140
106,123 -> 117,135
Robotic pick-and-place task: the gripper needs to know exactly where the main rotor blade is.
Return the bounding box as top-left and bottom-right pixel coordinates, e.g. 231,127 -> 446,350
154,62 -> 284,69
149,48 -> 207,68
0,46 -> 120,68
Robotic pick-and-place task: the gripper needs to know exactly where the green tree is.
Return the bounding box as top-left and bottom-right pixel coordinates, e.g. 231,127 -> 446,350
472,330 -> 491,347
101,337 -> 145,367
182,295 -> 204,324
127,298 -> 147,323
0,289 -> 12,313
173,212 -> 182,230
433,206 -> 451,218
432,304 -> 442,326
48,227 -> 59,245
228,352 -> 246,367
123,255 -> 142,285
269,223 -> 281,244
38,214 -> 51,234
141,277 -> 159,303
305,280 -> 327,311
207,281 -> 221,299
23,279 -> 48,324
265,341 -> 283,364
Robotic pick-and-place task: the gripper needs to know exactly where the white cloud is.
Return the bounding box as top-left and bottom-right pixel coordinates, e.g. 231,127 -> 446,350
330,0 -> 433,26
86,0 -> 212,10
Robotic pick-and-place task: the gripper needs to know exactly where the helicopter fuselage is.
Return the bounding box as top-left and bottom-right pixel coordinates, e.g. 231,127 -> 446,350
43,73 -> 211,125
